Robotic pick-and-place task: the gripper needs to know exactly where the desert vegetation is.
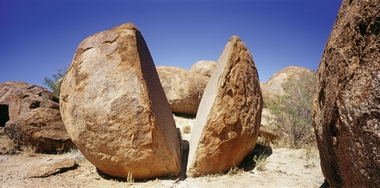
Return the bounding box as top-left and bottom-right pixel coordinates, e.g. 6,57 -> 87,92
0,134 -> 17,155
43,67 -> 66,98
264,71 -> 316,149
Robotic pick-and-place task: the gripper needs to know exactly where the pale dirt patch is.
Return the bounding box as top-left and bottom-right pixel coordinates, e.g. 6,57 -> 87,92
0,147 -> 323,188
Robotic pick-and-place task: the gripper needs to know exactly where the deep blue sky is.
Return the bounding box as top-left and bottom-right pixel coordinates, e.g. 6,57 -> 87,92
0,0 -> 342,88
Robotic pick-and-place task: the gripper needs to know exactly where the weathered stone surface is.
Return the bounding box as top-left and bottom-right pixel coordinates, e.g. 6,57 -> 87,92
0,82 -> 72,153
258,125 -> 277,143
157,66 -> 209,115
60,23 -> 181,179
0,82 -> 59,122
259,108 -> 277,142
173,114 -> 195,142
313,0 -> 380,187
4,108 -> 74,153
187,36 -> 263,177
190,60 -> 217,78
28,159 -> 77,178
262,66 -> 313,103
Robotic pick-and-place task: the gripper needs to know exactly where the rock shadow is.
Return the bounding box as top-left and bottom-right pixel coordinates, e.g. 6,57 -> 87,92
238,142 -> 273,171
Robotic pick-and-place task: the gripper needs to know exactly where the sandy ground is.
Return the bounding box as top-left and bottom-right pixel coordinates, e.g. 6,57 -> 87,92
0,145 -> 324,188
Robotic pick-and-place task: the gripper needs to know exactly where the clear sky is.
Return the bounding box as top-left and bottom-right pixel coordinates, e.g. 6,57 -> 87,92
0,0 -> 342,88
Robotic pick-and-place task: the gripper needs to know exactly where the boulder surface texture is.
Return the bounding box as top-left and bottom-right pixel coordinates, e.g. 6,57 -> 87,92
262,66 -> 313,103
313,0 -> 380,187
60,23 -> 181,179
0,82 -> 73,153
187,36 -> 263,177
189,60 -> 217,78
157,66 -> 209,115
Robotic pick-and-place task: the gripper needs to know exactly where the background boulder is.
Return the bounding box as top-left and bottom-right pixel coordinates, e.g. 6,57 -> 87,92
0,81 -> 72,153
189,60 -> 217,78
0,82 -> 59,121
157,66 -> 209,115
262,66 -> 313,104
5,108 -> 74,153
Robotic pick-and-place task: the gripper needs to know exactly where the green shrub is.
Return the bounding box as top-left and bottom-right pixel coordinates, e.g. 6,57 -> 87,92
43,67 -> 66,98
265,71 -> 316,148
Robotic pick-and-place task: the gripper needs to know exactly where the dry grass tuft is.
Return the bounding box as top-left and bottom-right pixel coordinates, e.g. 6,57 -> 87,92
21,144 -> 36,157
126,171 -> 134,184
227,165 -> 242,176
0,135 -> 17,155
63,148 -> 87,162
253,152 -> 268,171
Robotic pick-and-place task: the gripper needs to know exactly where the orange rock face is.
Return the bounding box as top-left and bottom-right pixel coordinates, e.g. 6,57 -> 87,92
60,23 -> 181,179
187,36 -> 263,177
157,66 -> 209,115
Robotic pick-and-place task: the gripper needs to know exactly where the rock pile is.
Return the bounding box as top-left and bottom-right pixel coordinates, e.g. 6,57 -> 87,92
313,0 -> 380,187
187,36 -> 263,177
60,23 -> 182,179
0,82 -> 74,153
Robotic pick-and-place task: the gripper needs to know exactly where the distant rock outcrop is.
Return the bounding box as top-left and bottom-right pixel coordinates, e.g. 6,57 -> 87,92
187,36 -> 263,177
0,82 -> 73,153
262,66 -> 313,103
5,108 -> 74,153
0,82 -> 59,120
157,66 -> 209,115
60,23 -> 182,179
313,0 -> 380,187
190,60 -> 217,78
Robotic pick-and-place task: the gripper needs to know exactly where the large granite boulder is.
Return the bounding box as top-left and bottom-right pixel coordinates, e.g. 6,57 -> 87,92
313,0 -> 380,187
60,23 -> 182,179
157,66 -> 209,115
262,66 -> 313,104
0,82 -> 73,153
190,60 -> 217,78
187,36 -> 263,177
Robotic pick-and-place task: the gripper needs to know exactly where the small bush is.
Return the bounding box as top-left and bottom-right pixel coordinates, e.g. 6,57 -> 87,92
43,67 -> 66,98
265,71 -> 316,148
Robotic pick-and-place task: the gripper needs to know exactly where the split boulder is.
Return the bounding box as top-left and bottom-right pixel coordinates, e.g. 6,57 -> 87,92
157,66 -> 209,115
187,36 -> 263,177
60,23 -> 182,179
313,0 -> 380,187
